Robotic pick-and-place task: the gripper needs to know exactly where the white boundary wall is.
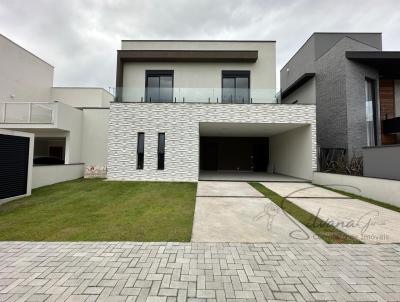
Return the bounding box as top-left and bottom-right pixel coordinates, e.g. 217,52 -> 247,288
32,164 -> 84,189
313,172 -> 400,207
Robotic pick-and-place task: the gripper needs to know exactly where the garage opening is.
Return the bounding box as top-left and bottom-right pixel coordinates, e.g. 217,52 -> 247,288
200,137 -> 268,172
199,122 -> 313,181
33,137 -> 66,165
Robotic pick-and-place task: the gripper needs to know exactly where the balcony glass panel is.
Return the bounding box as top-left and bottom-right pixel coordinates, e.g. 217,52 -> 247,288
31,103 -> 53,123
116,87 -> 277,104
4,103 -> 30,123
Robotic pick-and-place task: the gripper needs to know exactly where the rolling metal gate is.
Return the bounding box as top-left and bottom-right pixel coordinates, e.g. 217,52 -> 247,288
0,134 -> 30,199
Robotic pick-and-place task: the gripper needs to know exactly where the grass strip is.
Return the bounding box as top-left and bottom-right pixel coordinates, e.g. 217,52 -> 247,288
249,182 -> 362,244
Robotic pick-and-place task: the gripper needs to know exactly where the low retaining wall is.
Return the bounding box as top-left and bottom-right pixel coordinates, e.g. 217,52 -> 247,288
313,172 -> 400,207
363,144 -> 400,180
32,164 -> 84,189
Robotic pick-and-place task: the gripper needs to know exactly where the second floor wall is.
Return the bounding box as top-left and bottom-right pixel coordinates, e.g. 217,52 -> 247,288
117,40 -> 276,103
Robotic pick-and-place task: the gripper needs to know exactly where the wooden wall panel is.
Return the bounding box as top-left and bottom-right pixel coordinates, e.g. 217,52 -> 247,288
379,79 -> 397,145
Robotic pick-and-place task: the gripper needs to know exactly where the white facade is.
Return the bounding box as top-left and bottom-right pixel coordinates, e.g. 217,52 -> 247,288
109,40 -> 317,182
52,87 -> 113,108
120,41 -> 276,103
0,34 -> 53,102
108,103 -> 316,181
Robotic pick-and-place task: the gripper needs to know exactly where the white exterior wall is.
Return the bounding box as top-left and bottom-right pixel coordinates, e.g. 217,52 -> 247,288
0,34 -> 53,102
281,78 -> 316,105
32,164 -> 84,189
121,41 -> 276,102
51,87 -> 112,108
313,172 -> 400,208
55,102 -> 83,164
81,109 -> 109,167
270,125 -> 313,180
108,103 -> 316,181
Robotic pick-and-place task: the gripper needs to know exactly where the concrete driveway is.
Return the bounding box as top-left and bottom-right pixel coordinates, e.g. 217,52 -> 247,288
192,181 -> 318,243
261,182 -> 400,244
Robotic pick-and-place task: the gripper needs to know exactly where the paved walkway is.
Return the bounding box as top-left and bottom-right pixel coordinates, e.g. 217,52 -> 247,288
192,182 -> 318,243
0,242 -> 399,302
199,172 -> 305,182
261,182 -> 400,244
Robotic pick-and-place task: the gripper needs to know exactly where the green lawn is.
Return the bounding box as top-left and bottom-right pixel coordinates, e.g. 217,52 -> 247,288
0,179 -> 197,241
250,182 -> 362,244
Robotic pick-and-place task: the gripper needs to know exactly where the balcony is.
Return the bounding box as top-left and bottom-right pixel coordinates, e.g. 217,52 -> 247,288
114,87 -> 278,104
0,102 -> 55,124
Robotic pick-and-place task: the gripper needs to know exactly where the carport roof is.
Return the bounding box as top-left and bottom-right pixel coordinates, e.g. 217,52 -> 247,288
199,122 -> 309,137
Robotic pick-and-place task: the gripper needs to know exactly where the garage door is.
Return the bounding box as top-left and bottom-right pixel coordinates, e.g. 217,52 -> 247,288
0,134 -> 30,199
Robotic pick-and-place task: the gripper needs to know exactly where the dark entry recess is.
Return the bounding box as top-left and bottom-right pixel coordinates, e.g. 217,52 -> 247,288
200,137 -> 268,172
0,134 -> 30,199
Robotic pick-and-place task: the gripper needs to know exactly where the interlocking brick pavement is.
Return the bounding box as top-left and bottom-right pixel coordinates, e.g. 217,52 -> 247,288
0,242 -> 399,301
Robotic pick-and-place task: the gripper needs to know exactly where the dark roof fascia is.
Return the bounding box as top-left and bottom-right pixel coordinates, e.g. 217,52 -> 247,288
346,51 -> 400,60
121,39 -> 275,43
281,73 -> 315,99
117,49 -> 258,63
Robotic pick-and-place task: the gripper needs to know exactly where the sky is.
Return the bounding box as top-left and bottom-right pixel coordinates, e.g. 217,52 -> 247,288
1,0 -> 399,91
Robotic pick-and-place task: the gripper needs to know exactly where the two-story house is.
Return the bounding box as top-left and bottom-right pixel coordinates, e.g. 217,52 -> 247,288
108,40 -> 317,181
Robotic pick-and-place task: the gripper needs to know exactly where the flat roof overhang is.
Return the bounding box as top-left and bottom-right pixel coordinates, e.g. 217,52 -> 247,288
118,49 -> 258,62
116,50 -> 258,88
346,51 -> 400,78
199,122 -> 309,137
281,73 -> 315,99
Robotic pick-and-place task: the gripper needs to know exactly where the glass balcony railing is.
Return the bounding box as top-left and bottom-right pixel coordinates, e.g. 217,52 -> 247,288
114,87 -> 278,104
0,102 -> 55,124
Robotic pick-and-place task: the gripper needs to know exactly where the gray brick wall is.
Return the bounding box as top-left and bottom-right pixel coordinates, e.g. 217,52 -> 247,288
315,37 -> 379,155
108,103 -> 316,181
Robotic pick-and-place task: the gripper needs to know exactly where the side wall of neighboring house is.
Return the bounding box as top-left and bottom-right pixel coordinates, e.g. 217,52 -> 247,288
315,37 -> 379,152
108,103 -> 316,181
280,36 -> 316,91
81,108 -> 109,167
281,77 -> 316,105
0,34 -> 53,102
51,87 -> 113,108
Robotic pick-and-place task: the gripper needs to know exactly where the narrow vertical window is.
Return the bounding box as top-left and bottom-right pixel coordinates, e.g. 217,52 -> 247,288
157,133 -> 165,170
365,79 -> 377,146
137,132 -> 144,169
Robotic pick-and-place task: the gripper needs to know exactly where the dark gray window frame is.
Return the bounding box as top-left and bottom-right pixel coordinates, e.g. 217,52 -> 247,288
145,70 -> 174,103
157,133 -> 165,170
136,132 -> 145,169
221,70 -> 250,103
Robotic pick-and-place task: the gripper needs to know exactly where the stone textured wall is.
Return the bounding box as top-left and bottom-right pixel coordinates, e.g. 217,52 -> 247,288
108,103 -> 316,181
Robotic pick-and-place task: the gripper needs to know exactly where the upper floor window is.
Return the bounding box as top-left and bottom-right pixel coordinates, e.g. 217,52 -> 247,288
365,78 -> 377,146
145,70 -> 173,102
222,71 -> 250,103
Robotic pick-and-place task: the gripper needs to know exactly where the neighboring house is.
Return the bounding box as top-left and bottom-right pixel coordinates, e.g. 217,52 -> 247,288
280,33 -> 400,180
108,40 -> 317,181
0,33 -> 111,199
